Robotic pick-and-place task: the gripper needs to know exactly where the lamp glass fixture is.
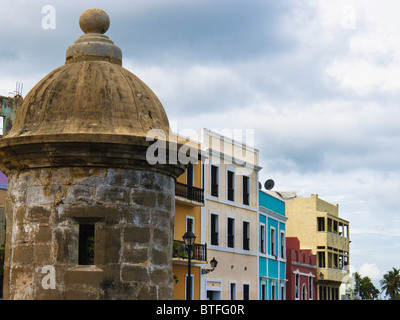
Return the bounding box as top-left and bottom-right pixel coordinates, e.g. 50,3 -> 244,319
183,231 -> 196,246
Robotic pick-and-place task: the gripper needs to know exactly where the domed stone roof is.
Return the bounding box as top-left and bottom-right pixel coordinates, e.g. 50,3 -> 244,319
0,9 -> 184,177
6,8 -> 170,140
7,61 -> 169,138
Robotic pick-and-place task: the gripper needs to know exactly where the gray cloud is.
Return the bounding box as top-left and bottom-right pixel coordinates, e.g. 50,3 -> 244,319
1,0 -> 400,289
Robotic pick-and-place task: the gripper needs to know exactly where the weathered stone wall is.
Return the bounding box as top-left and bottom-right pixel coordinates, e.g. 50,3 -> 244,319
3,167 -> 175,299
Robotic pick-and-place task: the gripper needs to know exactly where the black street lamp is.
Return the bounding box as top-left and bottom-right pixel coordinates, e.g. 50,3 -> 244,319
183,231 -> 196,300
202,257 -> 218,274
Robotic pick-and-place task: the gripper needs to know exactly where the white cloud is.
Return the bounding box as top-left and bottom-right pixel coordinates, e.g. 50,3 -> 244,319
326,58 -> 400,94
359,263 -> 382,282
319,0 -> 400,95
2,0 -> 400,294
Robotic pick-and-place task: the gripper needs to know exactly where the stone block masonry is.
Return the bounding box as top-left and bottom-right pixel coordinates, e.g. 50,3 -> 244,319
3,167 -> 175,300
0,8 -> 186,300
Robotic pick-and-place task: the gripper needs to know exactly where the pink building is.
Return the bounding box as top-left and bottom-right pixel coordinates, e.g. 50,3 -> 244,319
286,237 -> 317,300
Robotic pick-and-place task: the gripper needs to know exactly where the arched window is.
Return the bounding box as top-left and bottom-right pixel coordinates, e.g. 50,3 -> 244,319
301,284 -> 307,300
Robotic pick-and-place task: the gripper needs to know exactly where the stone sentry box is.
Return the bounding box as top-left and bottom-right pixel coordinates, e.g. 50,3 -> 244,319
0,9 -> 187,299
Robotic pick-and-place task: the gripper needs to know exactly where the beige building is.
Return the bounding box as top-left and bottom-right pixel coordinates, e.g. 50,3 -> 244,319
285,194 -> 350,300
200,128 -> 261,300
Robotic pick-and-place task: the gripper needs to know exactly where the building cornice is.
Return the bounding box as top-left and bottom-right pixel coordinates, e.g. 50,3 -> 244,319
205,148 -> 262,172
259,206 -> 288,222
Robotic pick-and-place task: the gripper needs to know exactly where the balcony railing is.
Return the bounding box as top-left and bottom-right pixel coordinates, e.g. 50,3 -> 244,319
172,240 -> 207,262
175,182 -> 204,203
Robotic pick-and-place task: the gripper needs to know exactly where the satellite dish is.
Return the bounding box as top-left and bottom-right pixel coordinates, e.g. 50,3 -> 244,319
264,179 -> 275,190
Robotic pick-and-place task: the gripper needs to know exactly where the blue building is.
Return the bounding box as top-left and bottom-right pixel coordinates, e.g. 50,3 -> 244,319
258,190 -> 287,300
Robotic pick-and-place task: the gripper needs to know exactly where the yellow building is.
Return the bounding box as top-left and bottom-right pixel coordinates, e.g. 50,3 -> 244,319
172,137 -> 207,300
285,194 -> 350,300
201,128 -> 261,300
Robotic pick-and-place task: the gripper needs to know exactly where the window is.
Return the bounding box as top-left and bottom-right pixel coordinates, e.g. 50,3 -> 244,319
79,223 -> 95,265
271,282 -> 276,300
317,217 -> 325,231
227,170 -> 235,201
270,228 -> 275,256
327,218 -> 332,232
301,284 -> 307,300
186,216 -> 194,233
308,276 -> 313,300
339,223 -> 343,236
230,282 -> 236,300
281,284 -> 285,300
319,286 -> 326,300
207,290 -> 222,300
210,213 -> 219,245
242,176 -> 249,205
328,252 -> 333,268
260,224 -> 265,253
261,283 -> 266,300
318,251 -> 325,268
227,217 -> 235,248
242,284 -> 250,300
333,220 -> 338,233
334,287 -> 339,300
280,231 -> 285,258
344,255 -> 349,268
295,273 -> 300,299
243,221 -> 250,250
186,163 -> 194,187
211,165 -> 219,197
344,224 -> 349,238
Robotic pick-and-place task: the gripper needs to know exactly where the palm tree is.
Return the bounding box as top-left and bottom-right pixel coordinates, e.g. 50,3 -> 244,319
353,272 -> 379,300
380,268 -> 400,300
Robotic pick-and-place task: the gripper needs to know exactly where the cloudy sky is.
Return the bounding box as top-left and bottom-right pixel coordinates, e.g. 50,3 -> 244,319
1,0 -> 400,294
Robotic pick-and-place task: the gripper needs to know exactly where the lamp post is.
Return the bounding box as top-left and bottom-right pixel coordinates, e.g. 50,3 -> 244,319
202,257 -> 218,274
183,231 -> 196,300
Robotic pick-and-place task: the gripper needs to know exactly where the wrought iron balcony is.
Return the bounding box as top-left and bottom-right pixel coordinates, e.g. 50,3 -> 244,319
175,182 -> 204,203
172,240 -> 207,262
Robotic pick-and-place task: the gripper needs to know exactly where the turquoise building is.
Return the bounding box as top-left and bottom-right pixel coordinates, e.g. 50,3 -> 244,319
258,190 -> 287,300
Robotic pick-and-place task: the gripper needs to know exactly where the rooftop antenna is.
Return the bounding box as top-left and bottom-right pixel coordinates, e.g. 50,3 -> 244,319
9,82 -> 23,97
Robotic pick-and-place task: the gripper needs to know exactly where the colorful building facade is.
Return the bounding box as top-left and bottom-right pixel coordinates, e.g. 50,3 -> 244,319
286,237 -> 317,300
285,194 -> 350,300
173,137 -> 207,300
201,128 -> 261,300
258,190 -> 287,300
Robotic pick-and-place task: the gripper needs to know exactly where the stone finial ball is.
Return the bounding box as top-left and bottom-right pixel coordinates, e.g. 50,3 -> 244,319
79,8 -> 110,34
